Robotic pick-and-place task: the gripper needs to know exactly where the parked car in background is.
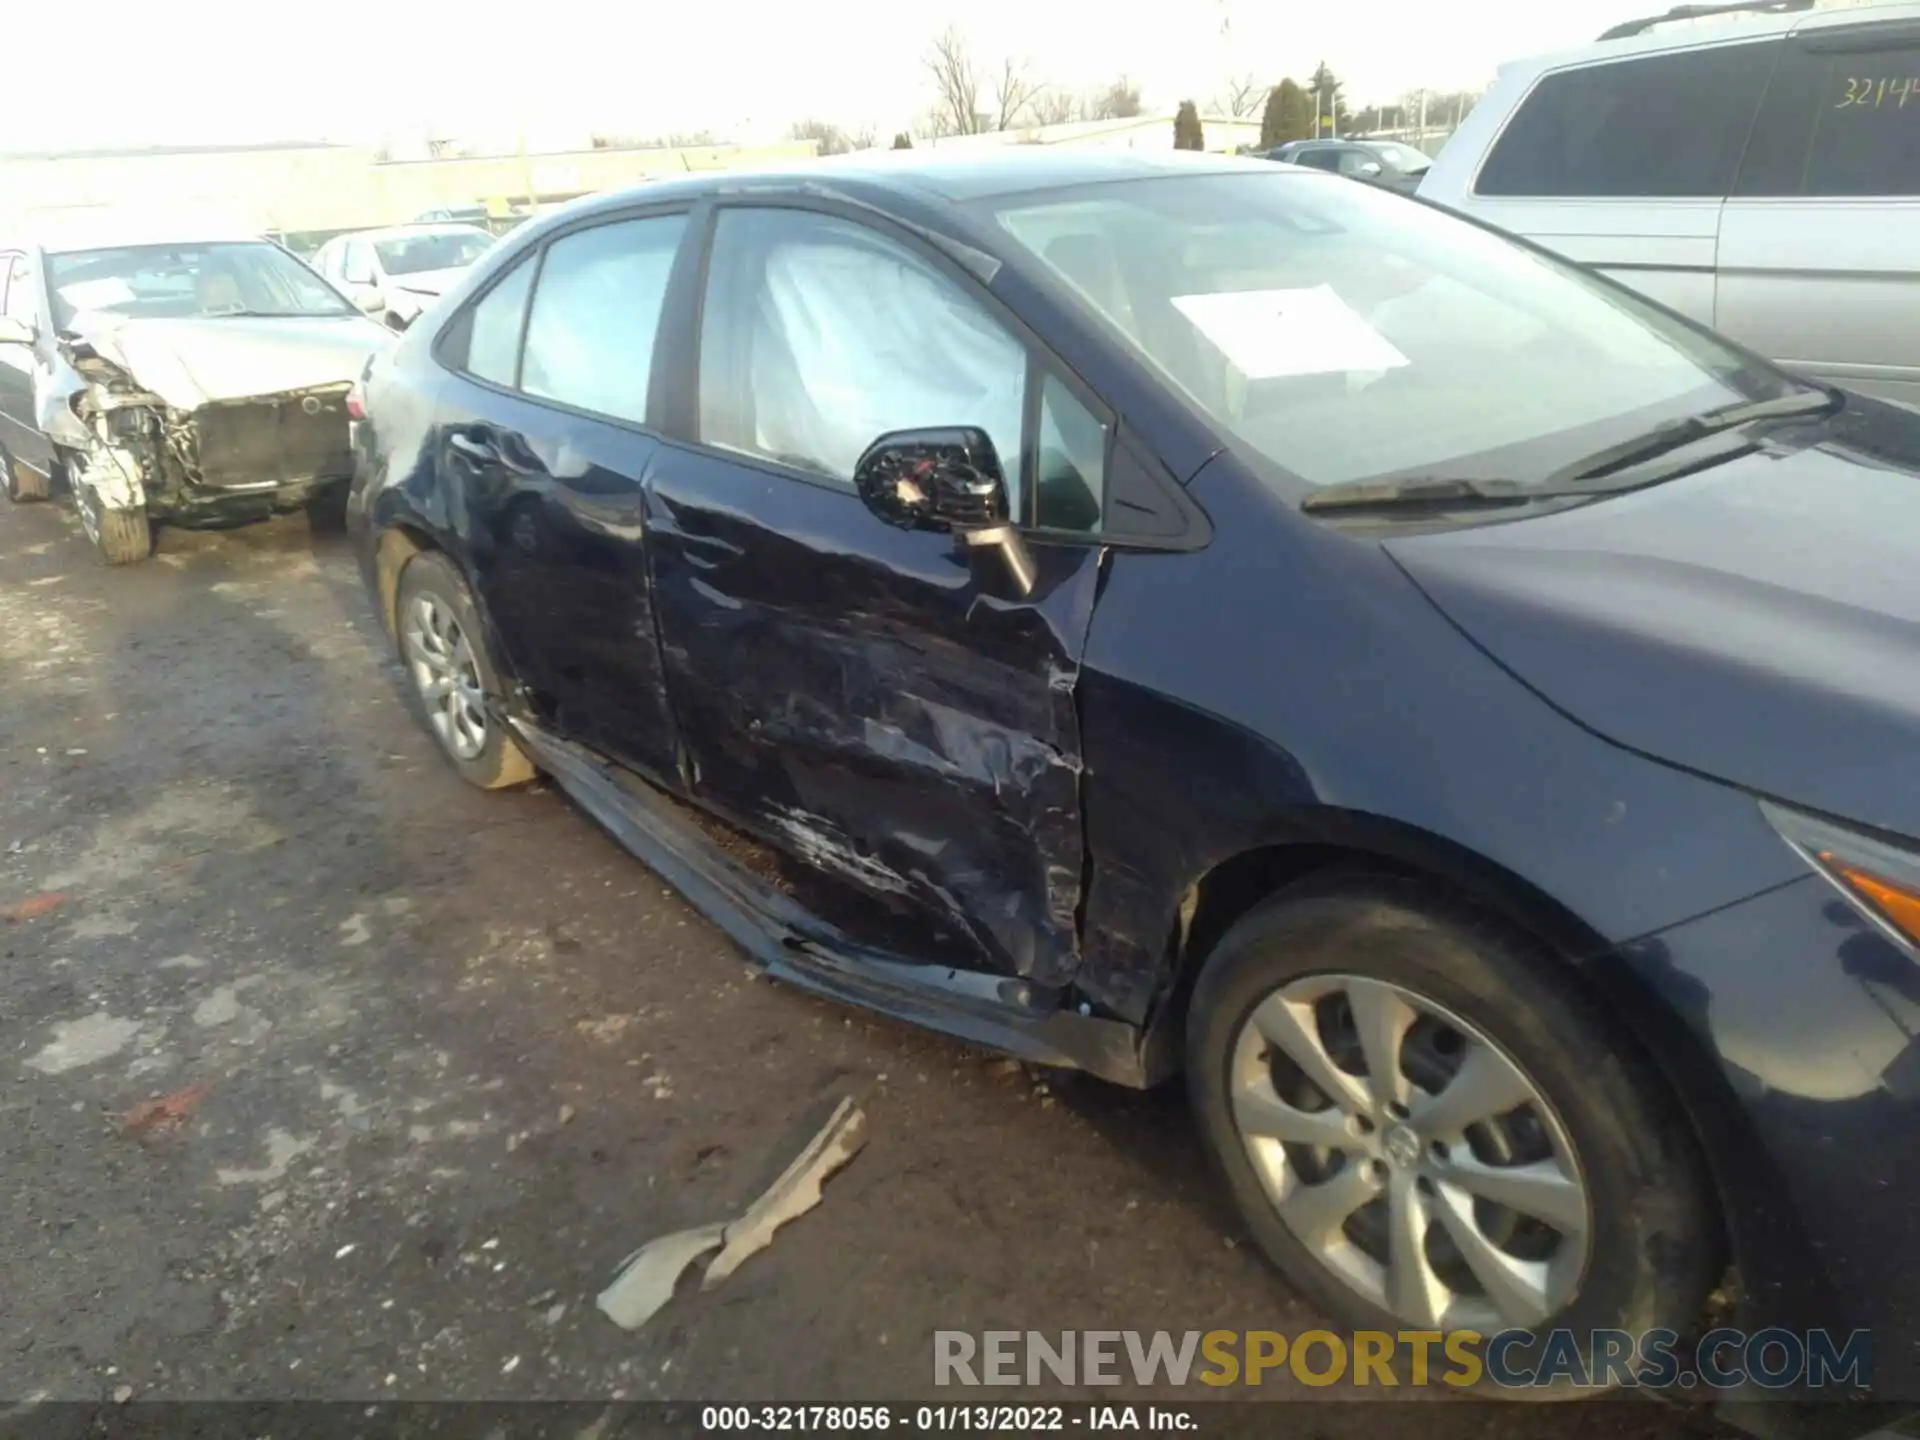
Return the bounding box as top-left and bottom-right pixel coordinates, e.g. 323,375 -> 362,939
412,205 -> 492,226
1265,139 -> 1435,195
352,151 -> 1920,1405
312,224 -> 495,332
1419,0 -> 1920,409
0,225 -> 388,563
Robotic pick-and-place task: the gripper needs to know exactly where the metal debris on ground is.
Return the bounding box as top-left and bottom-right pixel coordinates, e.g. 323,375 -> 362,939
118,1082 -> 212,1138
2,892 -> 70,923
595,1097 -> 867,1332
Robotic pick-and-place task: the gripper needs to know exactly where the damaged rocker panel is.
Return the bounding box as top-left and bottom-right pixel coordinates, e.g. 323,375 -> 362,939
507,717 -> 1150,1087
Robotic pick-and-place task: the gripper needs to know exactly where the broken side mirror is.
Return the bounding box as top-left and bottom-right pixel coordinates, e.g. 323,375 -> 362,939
852,426 -> 1035,595
0,316 -> 35,346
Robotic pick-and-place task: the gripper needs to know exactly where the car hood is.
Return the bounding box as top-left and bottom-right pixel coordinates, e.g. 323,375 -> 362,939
70,312 -> 390,410
1385,397 -> 1920,842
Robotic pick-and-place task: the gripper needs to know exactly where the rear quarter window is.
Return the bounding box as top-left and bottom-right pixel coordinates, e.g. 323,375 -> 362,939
1735,35 -> 1920,197
1476,41 -> 1780,197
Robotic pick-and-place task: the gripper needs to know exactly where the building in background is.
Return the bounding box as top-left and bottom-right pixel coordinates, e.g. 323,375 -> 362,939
926,112 -> 1260,155
0,139 -> 821,254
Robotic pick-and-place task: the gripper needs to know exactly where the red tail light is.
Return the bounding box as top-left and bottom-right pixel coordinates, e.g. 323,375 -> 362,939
346,383 -> 367,422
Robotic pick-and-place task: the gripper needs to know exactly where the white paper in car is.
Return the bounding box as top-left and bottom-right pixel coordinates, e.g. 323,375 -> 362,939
58,278 -> 137,311
1172,286 -> 1409,379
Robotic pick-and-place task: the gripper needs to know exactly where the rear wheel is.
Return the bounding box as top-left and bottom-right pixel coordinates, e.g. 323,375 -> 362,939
395,550 -> 534,790
1187,878 -> 1715,1388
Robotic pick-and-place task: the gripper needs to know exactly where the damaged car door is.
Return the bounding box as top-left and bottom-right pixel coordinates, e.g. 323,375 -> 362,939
435,211 -> 690,781
0,252 -> 57,489
645,204 -> 1111,988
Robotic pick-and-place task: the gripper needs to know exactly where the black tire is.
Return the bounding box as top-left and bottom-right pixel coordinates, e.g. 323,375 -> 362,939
306,482 -> 350,534
93,505 -> 154,565
3,446 -> 50,504
394,550 -> 534,790
1186,876 -> 1715,1391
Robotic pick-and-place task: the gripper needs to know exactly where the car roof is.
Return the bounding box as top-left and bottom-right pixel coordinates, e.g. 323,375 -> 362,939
321,223 -> 492,247
1496,0 -> 1920,75
544,149 -> 1270,224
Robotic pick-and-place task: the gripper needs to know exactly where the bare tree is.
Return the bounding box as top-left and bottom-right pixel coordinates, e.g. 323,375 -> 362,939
924,28 -> 1047,134
990,56 -> 1045,131
1086,77 -> 1144,121
1219,73 -> 1265,119
1031,91 -> 1079,126
925,27 -> 984,135
788,118 -> 853,156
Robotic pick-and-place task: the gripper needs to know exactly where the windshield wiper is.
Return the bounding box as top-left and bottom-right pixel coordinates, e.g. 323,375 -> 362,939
205,309 -> 351,319
1550,387 -> 1841,486
1300,477 -> 1551,514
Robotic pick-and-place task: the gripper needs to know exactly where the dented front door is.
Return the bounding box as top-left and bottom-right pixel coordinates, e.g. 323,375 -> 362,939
645,445 -> 1099,988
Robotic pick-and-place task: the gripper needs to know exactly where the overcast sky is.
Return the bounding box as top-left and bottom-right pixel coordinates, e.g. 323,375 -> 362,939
11,0 -> 1675,154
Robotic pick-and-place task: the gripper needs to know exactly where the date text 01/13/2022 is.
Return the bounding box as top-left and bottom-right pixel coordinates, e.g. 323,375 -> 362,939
697,1405 -> 1199,1432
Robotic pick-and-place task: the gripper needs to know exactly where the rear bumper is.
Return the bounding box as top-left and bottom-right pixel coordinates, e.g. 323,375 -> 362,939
1611,874 -> 1920,1400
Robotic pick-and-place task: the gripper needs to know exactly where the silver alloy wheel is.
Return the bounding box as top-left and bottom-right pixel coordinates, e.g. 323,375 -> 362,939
1229,973 -> 1590,1333
404,592 -> 489,761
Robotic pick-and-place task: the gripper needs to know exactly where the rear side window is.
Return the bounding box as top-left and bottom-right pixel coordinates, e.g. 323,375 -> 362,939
1477,42 -> 1778,197
1736,37 -> 1920,197
519,214 -> 685,426
448,252 -> 535,387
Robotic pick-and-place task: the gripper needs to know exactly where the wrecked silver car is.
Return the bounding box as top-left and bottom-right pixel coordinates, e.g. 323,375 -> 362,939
0,231 -> 389,563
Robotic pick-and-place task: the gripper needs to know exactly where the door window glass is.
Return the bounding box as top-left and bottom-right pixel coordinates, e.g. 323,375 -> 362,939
458,252 -> 535,387
1477,42 -> 1779,197
699,209 -> 1027,507
1736,41 -> 1920,197
520,214 -> 686,426
1033,374 -> 1106,532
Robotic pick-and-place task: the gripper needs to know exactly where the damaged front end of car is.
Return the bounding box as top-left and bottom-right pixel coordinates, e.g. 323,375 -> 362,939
54,333 -> 357,530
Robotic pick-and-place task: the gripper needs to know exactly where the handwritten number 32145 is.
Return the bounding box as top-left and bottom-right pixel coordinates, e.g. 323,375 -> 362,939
1838,76 -> 1916,109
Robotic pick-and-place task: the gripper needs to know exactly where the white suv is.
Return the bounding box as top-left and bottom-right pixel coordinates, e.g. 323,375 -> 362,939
1419,0 -> 1920,408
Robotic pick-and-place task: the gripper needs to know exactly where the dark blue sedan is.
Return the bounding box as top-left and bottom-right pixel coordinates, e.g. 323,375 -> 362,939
349,151 -> 1920,1402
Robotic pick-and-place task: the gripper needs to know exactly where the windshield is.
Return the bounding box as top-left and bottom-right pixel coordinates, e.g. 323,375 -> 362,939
1364,142 -> 1434,173
990,171 -> 1791,495
374,229 -> 493,276
47,241 -> 355,326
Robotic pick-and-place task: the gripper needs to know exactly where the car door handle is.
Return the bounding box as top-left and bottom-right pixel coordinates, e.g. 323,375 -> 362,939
448,432 -> 498,463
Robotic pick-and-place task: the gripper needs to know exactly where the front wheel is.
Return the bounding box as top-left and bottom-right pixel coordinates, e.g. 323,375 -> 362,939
395,550 -> 533,790
1186,878 -> 1715,1386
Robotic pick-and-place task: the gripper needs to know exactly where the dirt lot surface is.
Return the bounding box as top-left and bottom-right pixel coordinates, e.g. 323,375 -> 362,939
0,496 -> 1737,1437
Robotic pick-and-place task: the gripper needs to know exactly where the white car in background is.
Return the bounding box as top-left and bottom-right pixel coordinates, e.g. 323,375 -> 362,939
311,224 -> 494,332
1417,0 -> 1920,410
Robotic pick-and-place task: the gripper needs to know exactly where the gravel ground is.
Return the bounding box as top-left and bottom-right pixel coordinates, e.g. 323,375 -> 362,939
0,493 -> 1736,1438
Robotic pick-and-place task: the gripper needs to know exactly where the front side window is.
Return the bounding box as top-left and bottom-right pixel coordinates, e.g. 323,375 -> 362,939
699,209 -> 1028,510
1736,39 -> 1920,198
519,214 -> 685,426
993,172 -> 1790,495
46,242 -> 354,325
1034,374 -> 1107,532
1476,42 -> 1779,198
